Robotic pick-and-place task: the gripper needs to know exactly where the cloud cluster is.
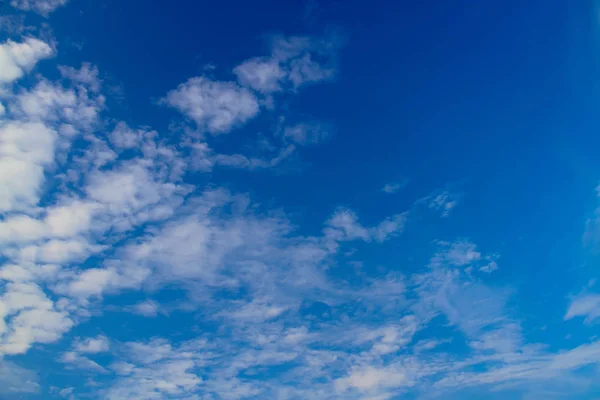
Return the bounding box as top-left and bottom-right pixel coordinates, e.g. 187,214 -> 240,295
164,33 -> 341,172
0,27 -> 599,400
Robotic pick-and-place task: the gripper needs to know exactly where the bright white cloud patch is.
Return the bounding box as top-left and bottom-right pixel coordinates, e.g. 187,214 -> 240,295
0,38 -> 52,84
74,335 -> 109,354
0,282 -> 73,355
165,77 -> 259,134
0,122 -> 57,212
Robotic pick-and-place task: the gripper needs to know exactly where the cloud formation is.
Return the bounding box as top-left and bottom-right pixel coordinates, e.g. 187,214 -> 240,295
0,19 -> 598,400
10,0 -> 68,15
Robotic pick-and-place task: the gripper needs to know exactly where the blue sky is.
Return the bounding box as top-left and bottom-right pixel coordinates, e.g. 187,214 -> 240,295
1,0 -> 600,399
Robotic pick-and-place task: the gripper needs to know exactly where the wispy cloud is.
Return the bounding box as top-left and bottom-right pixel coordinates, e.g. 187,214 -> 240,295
565,293 -> 600,323
382,179 -> 409,194
10,0 -> 68,15
234,33 -> 342,93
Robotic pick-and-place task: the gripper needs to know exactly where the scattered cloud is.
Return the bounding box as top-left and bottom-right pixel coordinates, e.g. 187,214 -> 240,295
0,18 -> 597,400
428,190 -> 461,217
0,360 -> 39,394
74,335 -> 110,354
282,122 -> 331,146
165,77 -> 259,134
565,294 -> 600,324
60,351 -> 108,373
130,299 -> 160,317
429,240 -> 481,267
0,281 -> 73,355
0,38 -> 53,84
234,33 -> 342,93
382,180 -> 408,194
10,0 -> 68,15
325,207 -> 406,243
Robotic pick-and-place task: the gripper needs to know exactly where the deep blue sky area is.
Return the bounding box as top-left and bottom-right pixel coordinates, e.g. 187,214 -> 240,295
1,0 -> 600,399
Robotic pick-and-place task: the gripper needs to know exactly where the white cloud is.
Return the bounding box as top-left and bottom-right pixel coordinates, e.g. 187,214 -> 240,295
0,282 -> 73,355
335,365 -> 415,394
106,339 -> 204,400
0,215 -> 48,243
362,316 -> 419,355
83,158 -> 189,231
564,294 -> 600,323
325,208 -> 406,243
74,334 -> 109,353
225,299 -> 287,322
430,240 -> 481,267
233,58 -> 285,93
58,63 -> 100,92
108,122 -> 145,149
131,300 -> 160,317
0,360 -> 39,394
60,351 -> 107,373
209,143 -> 296,171
19,238 -> 99,264
0,121 -> 57,212
382,180 -> 408,194
282,122 -> 330,146
428,190 -> 460,217
3,18 -> 600,400
413,338 -> 450,353
0,38 -> 52,84
165,77 -> 259,134
234,34 -> 340,93
61,268 -> 116,299
10,0 -> 68,15
45,200 -> 98,237
414,261 -> 520,353
13,78 -> 104,131
0,262 -> 59,283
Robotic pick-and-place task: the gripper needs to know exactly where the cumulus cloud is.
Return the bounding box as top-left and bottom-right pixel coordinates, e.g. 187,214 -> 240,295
130,299 -> 160,317
0,282 -> 73,355
165,77 -> 259,134
0,122 -> 57,212
0,38 -> 53,84
74,335 -> 109,353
